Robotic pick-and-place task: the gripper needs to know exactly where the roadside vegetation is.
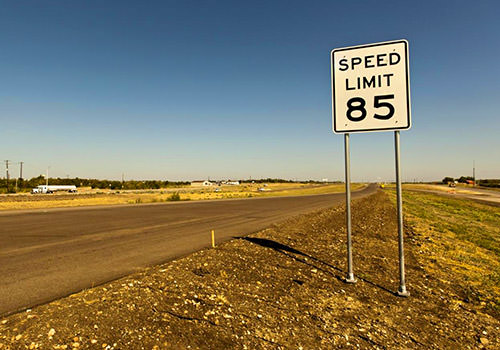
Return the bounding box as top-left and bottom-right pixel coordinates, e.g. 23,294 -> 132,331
0,177 -> 341,194
0,183 -> 364,211
0,177 -> 191,194
442,176 -> 500,189
386,189 -> 500,315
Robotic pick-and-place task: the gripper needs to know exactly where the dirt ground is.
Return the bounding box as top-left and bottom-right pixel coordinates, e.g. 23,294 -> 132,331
0,191 -> 498,349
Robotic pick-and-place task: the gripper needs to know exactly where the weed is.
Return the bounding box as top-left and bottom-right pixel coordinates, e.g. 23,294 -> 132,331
167,193 -> 181,201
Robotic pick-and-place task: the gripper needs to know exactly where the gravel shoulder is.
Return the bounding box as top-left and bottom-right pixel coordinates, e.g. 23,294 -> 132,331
0,191 -> 498,349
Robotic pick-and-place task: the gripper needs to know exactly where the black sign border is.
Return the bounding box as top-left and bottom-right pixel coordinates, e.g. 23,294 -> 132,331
331,40 -> 411,134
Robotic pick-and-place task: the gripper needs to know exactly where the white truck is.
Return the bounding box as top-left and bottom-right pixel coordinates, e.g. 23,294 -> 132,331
31,185 -> 77,194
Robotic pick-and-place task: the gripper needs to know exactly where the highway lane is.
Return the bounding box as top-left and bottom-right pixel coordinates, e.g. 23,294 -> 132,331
0,184 -> 377,316
407,185 -> 500,207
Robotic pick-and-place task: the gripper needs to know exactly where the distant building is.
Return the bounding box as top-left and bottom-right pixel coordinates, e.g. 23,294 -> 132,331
191,180 -> 214,187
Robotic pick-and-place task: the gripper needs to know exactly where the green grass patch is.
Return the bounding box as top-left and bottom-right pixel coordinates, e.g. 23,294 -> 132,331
386,189 -> 500,314
400,191 -> 500,255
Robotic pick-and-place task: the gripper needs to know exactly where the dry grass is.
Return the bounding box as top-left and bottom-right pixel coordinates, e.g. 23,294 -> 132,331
0,183 -> 364,211
181,183 -> 363,201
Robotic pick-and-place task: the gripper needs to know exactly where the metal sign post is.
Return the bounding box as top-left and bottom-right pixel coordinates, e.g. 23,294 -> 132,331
344,133 -> 356,283
331,39 -> 411,296
394,131 -> 409,296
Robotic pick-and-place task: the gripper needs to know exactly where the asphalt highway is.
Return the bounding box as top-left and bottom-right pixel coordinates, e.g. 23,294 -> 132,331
0,184 -> 377,316
408,185 -> 500,207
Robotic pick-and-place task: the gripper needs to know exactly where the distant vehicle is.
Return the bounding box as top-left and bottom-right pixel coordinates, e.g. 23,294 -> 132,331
191,180 -> 214,187
448,182 -> 456,188
31,185 -> 77,194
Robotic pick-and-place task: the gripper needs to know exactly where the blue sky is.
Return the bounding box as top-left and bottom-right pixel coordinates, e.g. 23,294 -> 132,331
1,0 -> 499,181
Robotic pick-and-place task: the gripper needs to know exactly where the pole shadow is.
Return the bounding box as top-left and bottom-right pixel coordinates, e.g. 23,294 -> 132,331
237,236 -> 395,296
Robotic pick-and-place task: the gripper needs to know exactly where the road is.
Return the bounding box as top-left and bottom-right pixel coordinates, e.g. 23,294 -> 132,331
407,185 -> 500,207
0,184 -> 376,316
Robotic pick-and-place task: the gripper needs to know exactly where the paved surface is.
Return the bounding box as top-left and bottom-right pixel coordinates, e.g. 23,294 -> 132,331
0,185 -> 376,316
408,185 -> 500,207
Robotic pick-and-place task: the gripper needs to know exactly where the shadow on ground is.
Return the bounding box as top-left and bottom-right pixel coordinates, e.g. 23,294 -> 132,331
238,237 -> 395,295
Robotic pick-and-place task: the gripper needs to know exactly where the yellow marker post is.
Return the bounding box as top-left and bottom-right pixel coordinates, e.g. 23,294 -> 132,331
211,230 -> 215,248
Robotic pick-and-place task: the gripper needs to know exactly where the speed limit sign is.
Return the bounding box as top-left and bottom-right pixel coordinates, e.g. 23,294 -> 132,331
331,40 -> 412,296
331,40 -> 411,133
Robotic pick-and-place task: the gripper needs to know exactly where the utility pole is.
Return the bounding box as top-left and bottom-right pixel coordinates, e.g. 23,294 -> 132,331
19,161 -> 24,180
473,160 -> 476,187
46,167 -> 50,186
4,160 -> 10,180
4,160 -> 10,192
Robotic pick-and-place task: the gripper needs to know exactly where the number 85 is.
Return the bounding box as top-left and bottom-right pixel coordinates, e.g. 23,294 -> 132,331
346,95 -> 394,122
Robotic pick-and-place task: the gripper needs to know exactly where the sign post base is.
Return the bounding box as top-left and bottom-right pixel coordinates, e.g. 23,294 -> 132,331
345,273 -> 357,284
397,286 -> 410,297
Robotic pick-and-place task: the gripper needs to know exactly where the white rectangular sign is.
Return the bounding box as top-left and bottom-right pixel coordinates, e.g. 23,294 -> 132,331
331,40 -> 411,133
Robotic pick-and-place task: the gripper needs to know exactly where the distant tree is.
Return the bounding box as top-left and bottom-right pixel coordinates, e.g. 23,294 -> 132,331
476,179 -> 500,188
1,176 -> 189,191
442,177 -> 454,184
457,176 -> 473,183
